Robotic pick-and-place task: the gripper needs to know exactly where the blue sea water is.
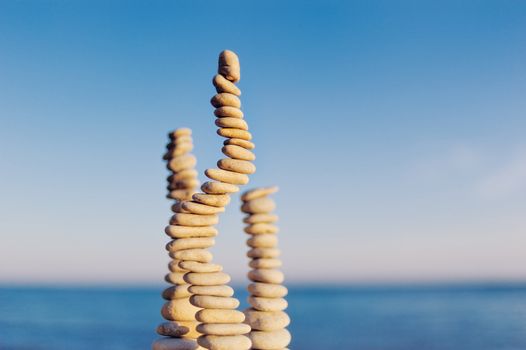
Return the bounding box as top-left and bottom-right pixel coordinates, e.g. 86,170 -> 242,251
0,284 -> 525,350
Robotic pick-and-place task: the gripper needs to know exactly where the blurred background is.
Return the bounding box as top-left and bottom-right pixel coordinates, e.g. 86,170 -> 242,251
1,1 -> 525,349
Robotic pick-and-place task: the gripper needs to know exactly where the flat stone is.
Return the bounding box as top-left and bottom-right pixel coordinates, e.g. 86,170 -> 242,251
244,308 -> 290,331
247,234 -> 278,248
217,158 -> 256,174
205,168 -> 249,185
152,337 -> 200,350
196,309 -> 245,323
169,259 -> 187,272
248,283 -> 288,298
168,154 -> 197,172
166,237 -> 215,252
161,299 -> 201,321
182,201 -> 225,215
184,272 -> 231,286
162,285 -> 192,300
210,93 -> 241,108
196,323 -> 251,336
243,213 -> 279,224
169,189 -> 194,201
179,261 -> 222,273
223,138 -> 255,150
165,272 -> 186,284
198,335 -> 250,350
213,74 -> 241,96
218,50 -> 241,82
191,295 -> 240,309
172,169 -> 199,181
241,186 -> 278,201
241,197 -> 276,214
248,329 -> 291,349
189,285 -> 234,297
214,106 -> 244,119
249,258 -> 282,269
170,128 -> 192,138
172,249 -> 213,263
215,117 -> 248,130
192,193 -> 231,207
248,269 -> 284,284
156,320 -> 199,337
244,223 -> 279,234
222,145 -> 255,161
171,213 -> 218,227
217,128 -> 252,141
165,225 -> 218,238
247,248 -> 280,259
248,296 -> 288,311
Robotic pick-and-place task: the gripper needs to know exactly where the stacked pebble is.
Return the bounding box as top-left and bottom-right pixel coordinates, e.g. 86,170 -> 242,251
154,128 -> 203,350
155,50 -> 254,350
241,187 -> 291,350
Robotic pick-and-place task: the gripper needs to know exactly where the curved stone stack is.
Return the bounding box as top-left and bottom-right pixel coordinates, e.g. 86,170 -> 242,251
241,187 -> 291,350
155,128 -> 203,350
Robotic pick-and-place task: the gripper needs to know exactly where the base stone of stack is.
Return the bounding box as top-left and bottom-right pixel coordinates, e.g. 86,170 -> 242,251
152,337 -> 203,350
248,329 -> 291,349
197,334 -> 251,350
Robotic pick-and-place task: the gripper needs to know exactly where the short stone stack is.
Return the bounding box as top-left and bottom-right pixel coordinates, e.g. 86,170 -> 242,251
154,128 -> 203,350
241,187 -> 291,350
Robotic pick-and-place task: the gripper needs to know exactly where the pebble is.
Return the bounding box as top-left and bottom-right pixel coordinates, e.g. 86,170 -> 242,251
172,169 -> 199,181
198,335 -> 251,350
248,283 -> 288,298
193,193 -> 231,207
248,329 -> 291,349
223,138 -> 255,150
248,296 -> 288,311
156,321 -> 199,337
243,308 -> 291,331
182,201 -> 225,215
247,248 -> 281,259
222,145 -> 255,161
246,234 -> 278,248
179,261 -> 223,273
217,158 -> 256,174
161,299 -> 201,321
244,223 -> 279,235
213,74 -> 241,96
215,117 -> 248,130
165,272 -> 186,284
172,249 -> 213,263
243,213 -> 279,224
218,50 -> 241,82
169,259 -> 187,272
241,197 -> 276,214
190,295 -> 240,309
201,181 -> 240,194
211,93 -> 241,108
165,225 -> 218,238
170,128 -> 192,138
166,237 -> 215,252
162,285 -> 192,299
248,269 -> 284,284
172,213 -> 219,227
197,323 -> 251,336
196,309 -> 245,323
217,128 -> 252,141
214,106 -> 244,119
249,258 -> 282,269
169,154 -> 197,172
169,189 -> 194,201
152,337 -> 200,350
189,285 -> 234,297
205,168 -> 249,185
241,186 -> 279,201
184,272 -> 231,286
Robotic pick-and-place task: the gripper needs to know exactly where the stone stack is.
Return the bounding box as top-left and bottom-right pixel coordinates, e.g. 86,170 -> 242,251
154,128 -> 203,350
241,187 -> 291,350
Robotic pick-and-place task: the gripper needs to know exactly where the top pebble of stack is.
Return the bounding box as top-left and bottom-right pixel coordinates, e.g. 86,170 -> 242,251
218,50 -> 240,83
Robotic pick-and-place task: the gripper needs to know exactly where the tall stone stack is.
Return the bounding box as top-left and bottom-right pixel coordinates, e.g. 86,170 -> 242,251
241,187 -> 292,350
154,50 -> 254,350
155,128 -> 204,350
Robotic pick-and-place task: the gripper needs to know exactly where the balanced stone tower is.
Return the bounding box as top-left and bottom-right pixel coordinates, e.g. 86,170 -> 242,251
241,187 -> 292,350
155,128 -> 202,350
154,50 -> 254,350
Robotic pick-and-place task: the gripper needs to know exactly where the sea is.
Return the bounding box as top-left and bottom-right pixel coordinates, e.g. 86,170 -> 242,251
0,284 -> 525,350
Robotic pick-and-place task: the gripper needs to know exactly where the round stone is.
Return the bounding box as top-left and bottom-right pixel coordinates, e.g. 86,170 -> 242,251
248,269 -> 284,284
217,128 -> 252,141
184,272 -> 231,286
161,299 -> 200,321
166,237 -> 215,252
179,261 -> 222,273
248,296 -> 288,311
223,138 -> 255,150
197,323 -> 251,336
172,249 -> 213,263
210,93 -> 241,108
165,225 -> 218,238
192,193 -> 231,207
215,117 -> 248,130
152,337 -> 200,350
249,258 -> 282,269
168,154 -> 197,172
205,168 -> 249,185
162,285 -> 192,300
201,181 -> 240,194
244,223 -> 279,235
241,197 -> 276,214
217,158 -> 256,174
241,186 -> 278,201
249,329 -> 291,349
190,295 -> 240,309
218,50 -> 241,82
171,213 -> 218,227
248,283 -> 288,298
214,106 -> 244,119
222,145 -> 255,161
247,234 -> 278,248
196,309 -> 245,324
243,214 -> 279,224
247,248 -> 280,259
182,201 -> 225,215
198,335 -> 250,350
244,308 -> 290,331
213,74 -> 241,96
189,285 -> 234,297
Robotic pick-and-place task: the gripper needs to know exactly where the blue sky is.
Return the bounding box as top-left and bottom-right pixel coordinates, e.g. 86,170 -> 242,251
0,1 -> 525,285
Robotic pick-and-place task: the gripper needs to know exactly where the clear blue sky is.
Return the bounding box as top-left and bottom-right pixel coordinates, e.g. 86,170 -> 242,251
1,1 -> 525,285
